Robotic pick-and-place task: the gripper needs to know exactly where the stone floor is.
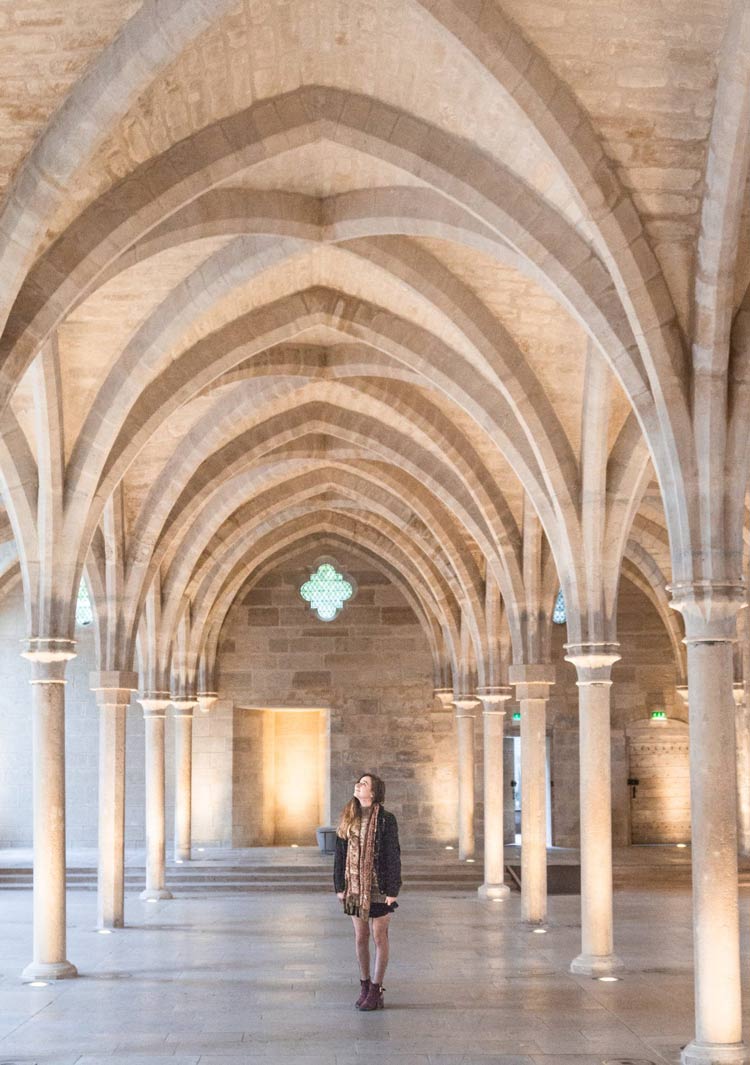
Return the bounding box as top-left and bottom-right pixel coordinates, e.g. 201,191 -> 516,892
1,853 -> 750,1065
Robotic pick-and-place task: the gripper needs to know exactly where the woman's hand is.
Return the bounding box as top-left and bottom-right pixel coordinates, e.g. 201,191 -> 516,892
337,891 -> 345,900
385,896 -> 397,905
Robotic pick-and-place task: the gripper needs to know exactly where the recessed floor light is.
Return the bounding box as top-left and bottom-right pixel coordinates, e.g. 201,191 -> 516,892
290,844 -> 299,848
28,981 -> 48,987
175,859 -> 183,864
466,858 -> 475,863
532,928 -> 547,934
96,929 -> 113,935
197,847 -> 205,852
676,843 -> 687,848
598,976 -> 620,982
445,845 -> 454,850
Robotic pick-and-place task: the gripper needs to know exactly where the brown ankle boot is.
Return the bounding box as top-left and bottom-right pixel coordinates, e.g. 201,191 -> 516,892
355,978 -> 371,1008
358,981 -> 384,1010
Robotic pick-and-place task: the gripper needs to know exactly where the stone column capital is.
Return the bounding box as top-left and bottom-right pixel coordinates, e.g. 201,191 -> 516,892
564,643 -> 621,686
453,693 -> 480,716
171,696 -> 197,718
509,664 -> 556,700
476,685 -> 512,713
21,638 -> 76,683
196,692 -> 218,714
90,671 -> 138,707
138,692 -> 171,717
432,687 -> 454,711
668,580 -> 746,642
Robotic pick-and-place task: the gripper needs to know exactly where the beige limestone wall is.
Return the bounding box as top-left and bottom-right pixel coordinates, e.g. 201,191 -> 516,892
0,569 -> 681,852
217,551 -> 448,848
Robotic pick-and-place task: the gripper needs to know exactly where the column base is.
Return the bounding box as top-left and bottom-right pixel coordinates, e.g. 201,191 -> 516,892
97,917 -> 124,930
174,850 -> 191,863
681,1041 -> 750,1065
22,959 -> 78,981
569,952 -> 624,978
522,918 -> 548,929
139,888 -> 173,901
478,883 -> 510,900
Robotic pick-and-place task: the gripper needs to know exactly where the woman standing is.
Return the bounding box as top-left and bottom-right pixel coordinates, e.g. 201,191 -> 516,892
334,772 -> 401,1010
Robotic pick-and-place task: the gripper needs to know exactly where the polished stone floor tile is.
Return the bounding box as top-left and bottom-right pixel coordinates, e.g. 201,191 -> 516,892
1,871 -> 749,1065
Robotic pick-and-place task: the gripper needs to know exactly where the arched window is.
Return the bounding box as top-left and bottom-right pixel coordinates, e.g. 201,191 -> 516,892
75,578 -> 94,627
552,589 -> 566,625
300,561 -> 354,622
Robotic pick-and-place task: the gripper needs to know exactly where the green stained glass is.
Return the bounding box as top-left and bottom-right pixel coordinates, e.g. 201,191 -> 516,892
300,562 -> 353,622
76,579 -> 93,627
552,589 -> 566,625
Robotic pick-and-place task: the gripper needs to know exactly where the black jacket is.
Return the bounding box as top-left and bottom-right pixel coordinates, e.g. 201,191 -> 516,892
333,807 -> 402,898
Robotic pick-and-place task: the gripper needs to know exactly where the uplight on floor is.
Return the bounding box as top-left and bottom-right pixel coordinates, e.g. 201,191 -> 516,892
676,843 -> 688,848
28,981 -> 48,987
96,929 -> 112,935
445,845 -> 454,850
598,976 -> 620,982
290,844 -> 299,848
466,858 -> 475,863
532,928 -> 547,934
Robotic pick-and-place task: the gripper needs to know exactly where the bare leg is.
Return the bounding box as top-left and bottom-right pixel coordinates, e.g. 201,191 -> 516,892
351,915 -> 370,979
371,913 -> 391,984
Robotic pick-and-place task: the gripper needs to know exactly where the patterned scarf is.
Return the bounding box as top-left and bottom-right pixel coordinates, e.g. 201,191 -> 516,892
344,802 -> 380,920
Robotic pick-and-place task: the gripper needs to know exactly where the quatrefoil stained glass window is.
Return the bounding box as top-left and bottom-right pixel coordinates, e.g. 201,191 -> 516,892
552,589 -> 566,625
300,562 -> 354,622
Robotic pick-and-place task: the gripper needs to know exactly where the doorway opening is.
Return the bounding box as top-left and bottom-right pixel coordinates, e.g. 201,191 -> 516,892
626,716 -> 690,844
510,735 -> 552,846
240,706 -> 330,846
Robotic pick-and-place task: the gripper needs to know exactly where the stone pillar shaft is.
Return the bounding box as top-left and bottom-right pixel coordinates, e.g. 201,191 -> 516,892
172,699 -> 196,862
565,644 -> 623,978
687,640 -> 742,1050
92,673 -> 137,929
21,642 -> 77,981
476,687 -> 512,899
732,684 -> 750,858
454,695 -> 477,861
510,666 -> 554,926
670,582 -> 748,1065
139,696 -> 172,901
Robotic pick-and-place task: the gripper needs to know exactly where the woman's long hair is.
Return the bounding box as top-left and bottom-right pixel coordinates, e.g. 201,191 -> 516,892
336,773 -> 386,838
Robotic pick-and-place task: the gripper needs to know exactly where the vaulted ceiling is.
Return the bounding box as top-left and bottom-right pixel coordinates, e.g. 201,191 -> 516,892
0,0 -> 746,687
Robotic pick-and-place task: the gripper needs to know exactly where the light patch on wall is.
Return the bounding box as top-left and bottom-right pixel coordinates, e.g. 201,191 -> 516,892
243,706 -> 331,844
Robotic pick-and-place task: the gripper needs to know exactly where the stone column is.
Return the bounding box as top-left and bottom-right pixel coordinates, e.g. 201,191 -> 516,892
91,671 -> 138,929
476,686 -> 512,899
196,692 -> 218,715
171,697 -> 197,863
509,665 -> 555,925
138,695 -> 173,901
454,694 -> 478,861
732,683 -> 750,859
564,643 -> 623,977
670,583 -> 748,1065
21,639 -> 78,981
433,687 -> 454,711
